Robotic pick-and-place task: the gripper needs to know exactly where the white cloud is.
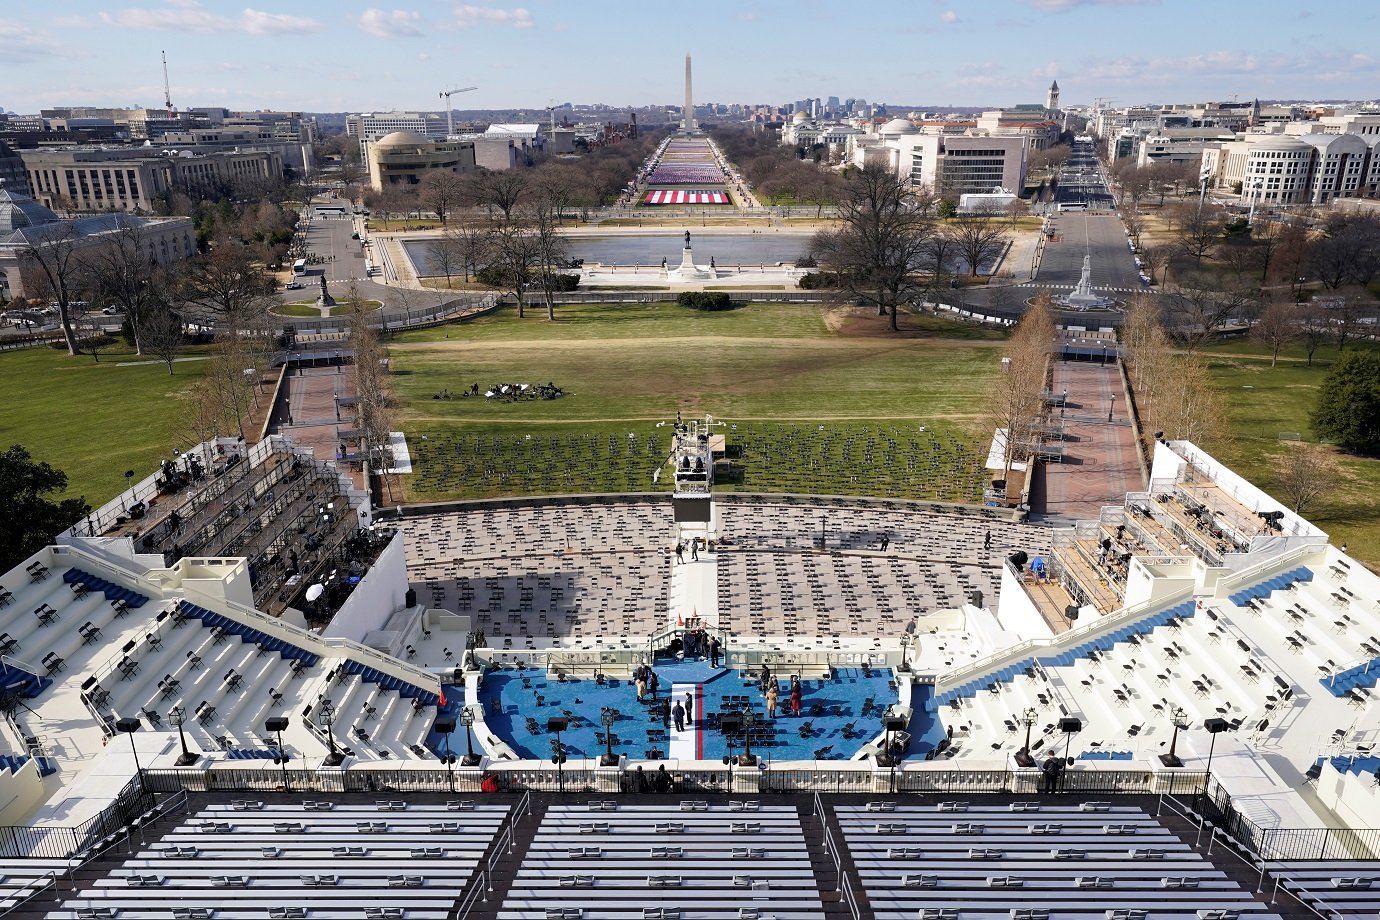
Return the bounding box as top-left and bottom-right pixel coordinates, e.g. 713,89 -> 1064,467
736,11 -> 757,21
98,1 -> 317,35
0,20 -> 64,62
1028,0 -> 1157,12
358,8 -> 425,38
452,4 -> 533,29
1076,48 -> 1380,84
940,10 -> 959,23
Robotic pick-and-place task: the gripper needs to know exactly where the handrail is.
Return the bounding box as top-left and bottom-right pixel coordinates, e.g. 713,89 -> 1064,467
936,581 -> 1195,693
453,868 -> 488,920
1216,543 -> 1320,595
0,871 -> 57,917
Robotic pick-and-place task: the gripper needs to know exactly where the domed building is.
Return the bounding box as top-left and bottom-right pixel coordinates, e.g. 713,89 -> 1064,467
365,131 -> 476,192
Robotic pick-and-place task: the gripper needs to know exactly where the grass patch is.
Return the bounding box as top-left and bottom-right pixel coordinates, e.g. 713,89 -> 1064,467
274,300 -> 379,317
0,343 -> 213,505
1205,341 -> 1380,567
391,302 -> 1003,503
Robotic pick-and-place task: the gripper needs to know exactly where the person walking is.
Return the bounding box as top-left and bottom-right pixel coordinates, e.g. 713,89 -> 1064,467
765,683 -> 779,719
683,690 -> 694,725
984,531 -> 993,551
690,539 -> 699,562
635,676 -> 646,702
672,701 -> 685,732
675,541 -> 685,564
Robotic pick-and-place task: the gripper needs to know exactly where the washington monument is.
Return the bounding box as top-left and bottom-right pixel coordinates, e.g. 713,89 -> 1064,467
681,51 -> 696,132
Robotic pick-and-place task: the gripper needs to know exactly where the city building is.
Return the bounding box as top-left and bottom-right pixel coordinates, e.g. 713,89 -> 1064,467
0,140 -> 30,196
850,119 -> 1028,197
0,185 -> 194,301
21,147 -> 284,213
364,131 -> 477,191
1201,130 -> 1374,205
346,111 -> 450,158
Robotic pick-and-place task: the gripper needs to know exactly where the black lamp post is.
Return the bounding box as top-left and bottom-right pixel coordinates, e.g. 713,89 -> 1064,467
266,716 -> 290,789
116,717 -> 144,792
169,705 -> 198,767
548,717 -> 568,793
1159,707 -> 1189,768
599,707 -> 619,767
1059,717 -> 1082,779
319,699 -> 344,766
1014,707 -> 1039,767
121,470 -> 135,512
739,706 -> 757,766
1201,717 -> 1229,816
460,707 -> 482,767
433,716 -> 457,792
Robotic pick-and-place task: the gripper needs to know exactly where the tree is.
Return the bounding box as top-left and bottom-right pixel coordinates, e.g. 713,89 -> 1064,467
986,297 -> 1054,495
142,300 -> 186,375
1296,301 -> 1332,367
1251,300 -> 1297,367
1173,204 -> 1224,266
17,223 -> 91,356
1311,350 -> 1380,456
949,212 -> 1011,278
418,170 -> 466,226
205,335 -> 257,440
1308,213 -> 1380,290
810,162 -> 935,332
472,169 -> 529,220
87,224 -> 165,356
0,445 -> 89,575
524,200 -> 570,322
1166,274 -> 1256,351
179,242 -> 275,336
426,232 -> 465,286
348,279 -> 395,497
488,218 -> 541,318
1272,442 -> 1341,516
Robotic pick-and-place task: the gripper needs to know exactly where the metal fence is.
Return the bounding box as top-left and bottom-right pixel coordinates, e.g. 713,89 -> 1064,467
0,776 -> 155,859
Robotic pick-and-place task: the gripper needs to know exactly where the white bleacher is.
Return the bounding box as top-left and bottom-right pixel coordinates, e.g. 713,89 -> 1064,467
44,800 -> 510,920
0,859 -> 70,913
496,802 -> 825,920
1270,861 -> 1380,917
836,802 -> 1282,920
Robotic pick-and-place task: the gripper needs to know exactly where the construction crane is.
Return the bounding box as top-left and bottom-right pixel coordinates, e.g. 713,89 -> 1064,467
161,50 -> 174,116
439,85 -> 478,137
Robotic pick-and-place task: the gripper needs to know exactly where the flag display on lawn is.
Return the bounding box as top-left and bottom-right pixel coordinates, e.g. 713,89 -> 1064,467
643,190 -> 730,205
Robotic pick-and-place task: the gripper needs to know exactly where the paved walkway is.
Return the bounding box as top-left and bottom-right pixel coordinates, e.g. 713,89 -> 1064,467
1036,361 -> 1144,520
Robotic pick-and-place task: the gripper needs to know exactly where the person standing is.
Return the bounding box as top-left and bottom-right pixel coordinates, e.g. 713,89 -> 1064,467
635,676 -> 646,702
690,539 -> 699,562
984,531 -> 993,551
649,670 -> 660,701
709,637 -> 721,668
880,534 -> 890,552
661,698 -> 672,729
675,542 -> 685,564
672,701 -> 685,732
765,683 -> 779,719
789,676 -> 802,717
683,690 -> 694,726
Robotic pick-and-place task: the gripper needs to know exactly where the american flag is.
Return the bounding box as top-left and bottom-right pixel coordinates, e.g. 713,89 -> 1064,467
643,190 -> 729,205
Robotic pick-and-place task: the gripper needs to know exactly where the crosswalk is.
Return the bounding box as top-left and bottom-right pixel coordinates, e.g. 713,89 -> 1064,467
1018,282 -> 1143,294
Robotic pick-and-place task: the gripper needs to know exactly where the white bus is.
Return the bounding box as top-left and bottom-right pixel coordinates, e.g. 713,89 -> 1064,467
292,259 -> 307,275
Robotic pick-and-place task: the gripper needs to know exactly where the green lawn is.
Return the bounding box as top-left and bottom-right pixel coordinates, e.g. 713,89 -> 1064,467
1205,341 -> 1380,567
0,343 -> 212,506
391,302 -> 1004,503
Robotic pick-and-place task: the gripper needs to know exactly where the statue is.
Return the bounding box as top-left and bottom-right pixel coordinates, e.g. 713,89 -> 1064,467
316,272 -> 336,307
319,274 -> 329,297
684,230 -> 691,248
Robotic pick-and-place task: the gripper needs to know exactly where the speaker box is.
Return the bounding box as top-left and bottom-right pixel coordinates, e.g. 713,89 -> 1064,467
1064,605 -> 1080,621
115,717 -> 141,733
1204,717 -> 1229,733
720,714 -> 742,734
547,717 -> 569,733
432,717 -> 456,734
1058,717 -> 1082,734
264,716 -> 289,733
884,715 -> 908,732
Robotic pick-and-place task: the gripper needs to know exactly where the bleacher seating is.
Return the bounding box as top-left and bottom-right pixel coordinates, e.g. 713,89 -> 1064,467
43,800 -> 511,920
0,859 -> 69,913
1270,862 -> 1380,917
836,802 -> 1283,919
495,802 -> 825,919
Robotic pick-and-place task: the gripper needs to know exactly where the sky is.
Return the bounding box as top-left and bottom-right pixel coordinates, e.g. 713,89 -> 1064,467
2,0 -> 1378,114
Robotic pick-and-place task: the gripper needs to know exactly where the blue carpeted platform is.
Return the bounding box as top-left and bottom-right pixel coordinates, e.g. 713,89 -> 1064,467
475,664 -> 920,761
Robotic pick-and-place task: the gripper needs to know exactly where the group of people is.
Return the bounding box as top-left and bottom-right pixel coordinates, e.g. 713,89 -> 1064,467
673,538 -> 707,564
1039,754 -> 1072,793
627,763 -> 675,793
755,664 -> 803,719
631,664 -> 699,734
671,628 -> 720,666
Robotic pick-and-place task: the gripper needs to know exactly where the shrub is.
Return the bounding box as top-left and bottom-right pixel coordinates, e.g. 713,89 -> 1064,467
475,265 -> 513,288
553,273 -> 580,292
676,291 -> 734,311
797,272 -> 837,290
1312,350 -> 1380,456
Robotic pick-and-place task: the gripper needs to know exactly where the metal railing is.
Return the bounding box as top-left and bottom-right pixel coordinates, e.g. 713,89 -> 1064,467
0,776 -> 156,859
812,792 -> 862,920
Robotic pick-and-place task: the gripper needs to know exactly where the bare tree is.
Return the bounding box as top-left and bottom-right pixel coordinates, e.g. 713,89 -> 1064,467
488,218 -> 541,318
1296,301 -> 1332,366
204,335 -> 256,440
948,212 -> 1011,278
524,200 -> 571,322
986,296 -> 1054,495
1167,274 -> 1256,351
17,223 -> 91,355
87,223 -> 172,356
348,279 -> 394,496
1173,204 -> 1224,266
179,242 -> 276,336
418,170 -> 467,226
426,232 -> 464,287
446,224 -> 492,283
810,162 -> 935,332
1251,300 -> 1297,367
1272,442 -> 1341,516
141,299 -> 186,375
472,169 -> 529,220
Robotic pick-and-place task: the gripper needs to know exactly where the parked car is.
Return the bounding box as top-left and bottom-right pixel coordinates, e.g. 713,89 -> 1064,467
284,281 -> 303,290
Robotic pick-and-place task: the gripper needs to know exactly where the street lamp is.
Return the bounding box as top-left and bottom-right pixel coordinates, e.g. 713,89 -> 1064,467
460,707 -> 482,767
169,705 -> 198,767
433,716 -> 457,793
599,707 -> 620,767
1014,707 -> 1039,767
121,470 -> 135,512
1200,717 -> 1230,818
738,706 -> 758,766
548,717 -> 568,794
318,699 -> 345,766
266,716 -> 290,789
1159,706 -> 1189,768
115,717 -> 144,793
1059,717 -> 1082,782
